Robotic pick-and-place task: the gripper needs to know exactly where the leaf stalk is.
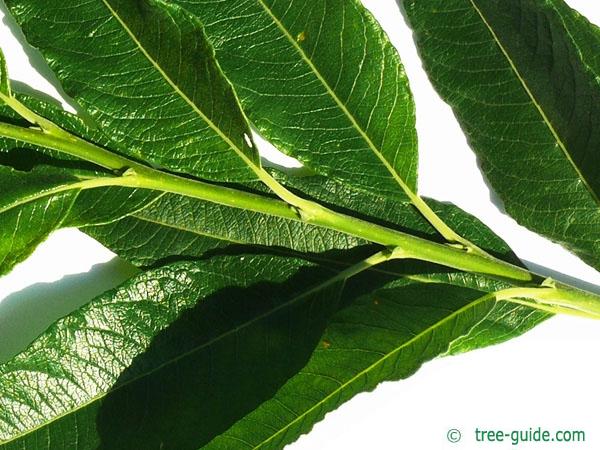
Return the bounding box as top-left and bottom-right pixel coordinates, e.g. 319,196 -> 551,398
497,283 -> 600,320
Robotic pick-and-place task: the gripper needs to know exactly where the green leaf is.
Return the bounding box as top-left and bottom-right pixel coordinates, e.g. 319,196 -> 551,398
203,277 -> 496,449
447,301 -> 549,355
0,162 -> 158,275
171,0 -> 418,199
5,0 -> 259,182
82,192 -> 364,266
0,254 -> 347,449
0,97 -> 159,274
0,5 -> 562,446
0,49 -> 9,97
401,0 -> 600,270
0,84 -> 545,358
0,99 -> 157,273
0,93 -> 514,274
0,248 -> 519,450
0,142 -> 547,448
0,138 -> 547,449
0,90 -> 542,343
0,165 -> 80,275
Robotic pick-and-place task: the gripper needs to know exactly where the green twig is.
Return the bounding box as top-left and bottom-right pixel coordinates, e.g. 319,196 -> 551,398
4,114 -> 600,318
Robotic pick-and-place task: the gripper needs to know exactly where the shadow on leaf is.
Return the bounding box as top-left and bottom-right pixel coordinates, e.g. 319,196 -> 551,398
90,251 -> 398,449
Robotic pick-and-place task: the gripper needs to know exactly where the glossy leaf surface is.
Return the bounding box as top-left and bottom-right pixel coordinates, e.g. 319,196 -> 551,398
0,250 -> 517,450
175,0 -> 418,199
1,1 -> 581,448
0,254 -> 344,449
402,0 -> 600,270
0,51 -> 9,96
0,165 -> 79,275
0,97 -> 157,275
5,0 -> 259,181
205,277 -> 495,449
85,169 -> 547,372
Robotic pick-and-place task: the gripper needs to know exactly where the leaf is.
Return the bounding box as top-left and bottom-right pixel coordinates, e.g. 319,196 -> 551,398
401,0 -> 600,270
0,50 -> 9,97
0,143 -> 546,361
170,0 -> 418,199
0,165 -> 80,275
0,98 -> 158,273
0,97 -> 362,276
0,77 -> 546,362
0,94 -> 514,275
0,97 -> 159,274
203,277 -> 496,449
5,0 -> 259,182
0,131 -> 548,448
82,192 -> 364,266
0,144 -> 547,448
0,93 -> 542,342
0,6 -> 557,446
447,301 -> 549,355
0,163 -> 159,275
0,248 -> 519,450
0,254 -> 347,449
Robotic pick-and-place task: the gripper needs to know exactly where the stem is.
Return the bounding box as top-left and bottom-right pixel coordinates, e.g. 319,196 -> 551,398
497,283 -> 600,319
0,121 -> 536,284
505,298 -> 596,319
10,115 -> 600,320
5,114 -> 600,317
405,188 -> 488,256
0,122 -> 130,171
128,167 -> 533,282
0,92 -> 71,139
0,176 -> 143,214
2,90 -> 490,258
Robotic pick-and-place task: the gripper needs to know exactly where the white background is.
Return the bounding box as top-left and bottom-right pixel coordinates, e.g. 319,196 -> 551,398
0,1 -> 599,449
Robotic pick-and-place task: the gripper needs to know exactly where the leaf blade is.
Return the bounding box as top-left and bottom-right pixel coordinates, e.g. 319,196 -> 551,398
175,0 -> 418,199
204,279 -> 496,449
0,254 -> 345,448
5,0 -> 258,181
0,94 -> 545,358
401,0 -> 600,269
0,49 -> 9,97
0,165 -> 79,275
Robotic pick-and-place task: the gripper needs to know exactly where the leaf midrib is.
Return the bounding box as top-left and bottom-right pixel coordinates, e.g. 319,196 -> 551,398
0,176 -> 167,232
468,0 -> 600,207
251,290 -> 495,449
117,213 -> 392,277
125,212 -> 425,280
123,208 -> 509,288
0,176 -> 117,215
